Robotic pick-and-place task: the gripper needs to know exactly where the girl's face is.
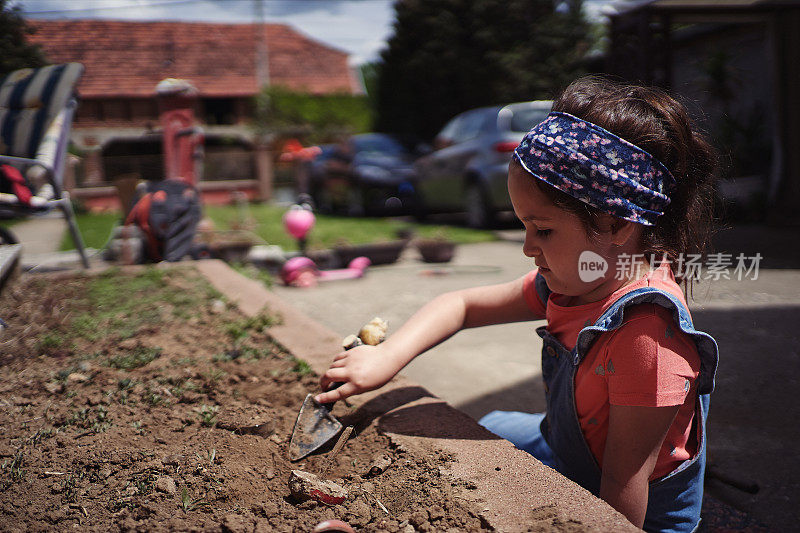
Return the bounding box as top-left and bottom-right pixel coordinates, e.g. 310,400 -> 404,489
508,163 -> 634,303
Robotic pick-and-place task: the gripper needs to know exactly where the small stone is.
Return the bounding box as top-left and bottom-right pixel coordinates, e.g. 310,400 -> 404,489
44,382 -> 64,394
77,361 -> 92,372
342,335 -> 362,350
400,526 -> 415,533
99,467 -> 112,479
409,510 -> 428,528
269,434 -> 282,444
118,338 -> 138,350
67,373 -> 89,383
210,299 -> 226,314
360,481 -> 375,494
51,482 -> 62,493
155,476 -> 176,495
124,485 -> 137,496
264,467 -> 275,480
428,504 -> 445,522
162,454 -> 185,466
288,470 -> 348,505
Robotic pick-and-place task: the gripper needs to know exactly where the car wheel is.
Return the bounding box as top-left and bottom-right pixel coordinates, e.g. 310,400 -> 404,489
311,185 -> 333,214
465,184 -> 493,228
411,193 -> 428,222
346,187 -> 365,217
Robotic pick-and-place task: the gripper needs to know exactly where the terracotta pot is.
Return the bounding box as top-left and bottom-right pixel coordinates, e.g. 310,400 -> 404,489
415,239 -> 456,263
333,240 -> 407,266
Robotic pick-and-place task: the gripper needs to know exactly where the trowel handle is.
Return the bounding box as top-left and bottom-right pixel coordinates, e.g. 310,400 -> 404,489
320,381 -> 345,411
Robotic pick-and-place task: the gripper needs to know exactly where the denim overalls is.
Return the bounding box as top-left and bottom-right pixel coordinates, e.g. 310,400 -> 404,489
482,273 -> 719,533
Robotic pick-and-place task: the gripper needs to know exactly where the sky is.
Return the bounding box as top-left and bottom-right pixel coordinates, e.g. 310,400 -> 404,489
18,0 -> 618,66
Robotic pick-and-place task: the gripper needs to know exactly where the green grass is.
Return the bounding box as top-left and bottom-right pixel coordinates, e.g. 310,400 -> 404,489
60,211 -> 122,250
107,346 -> 163,371
67,267 -> 220,343
58,203 -> 497,252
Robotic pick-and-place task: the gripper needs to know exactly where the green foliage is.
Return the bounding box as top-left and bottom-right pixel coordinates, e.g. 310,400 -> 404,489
254,85 -> 373,143
0,0 -> 46,74
198,404 -> 219,427
107,346 -> 162,371
180,486 -> 208,512
375,0 -> 590,141
291,357 -> 313,377
223,313 -> 278,343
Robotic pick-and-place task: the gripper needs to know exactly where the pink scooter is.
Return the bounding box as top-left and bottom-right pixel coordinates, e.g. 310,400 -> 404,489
281,202 -> 370,287
281,255 -> 371,287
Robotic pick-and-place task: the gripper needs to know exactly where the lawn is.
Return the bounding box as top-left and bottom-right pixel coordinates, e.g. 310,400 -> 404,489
60,203 -> 498,252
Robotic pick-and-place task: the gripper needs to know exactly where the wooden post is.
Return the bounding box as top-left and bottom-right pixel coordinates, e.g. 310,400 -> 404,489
254,138 -> 274,202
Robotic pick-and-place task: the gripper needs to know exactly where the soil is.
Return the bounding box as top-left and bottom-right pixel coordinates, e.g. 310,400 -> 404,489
0,266 -> 490,532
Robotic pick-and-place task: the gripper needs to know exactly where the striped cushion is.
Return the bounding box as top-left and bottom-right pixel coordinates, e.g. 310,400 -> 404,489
0,63 -> 83,160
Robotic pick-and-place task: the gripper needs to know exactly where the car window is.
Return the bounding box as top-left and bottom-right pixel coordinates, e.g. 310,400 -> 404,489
508,108 -> 550,133
352,134 -> 405,156
437,116 -> 462,143
451,111 -> 485,143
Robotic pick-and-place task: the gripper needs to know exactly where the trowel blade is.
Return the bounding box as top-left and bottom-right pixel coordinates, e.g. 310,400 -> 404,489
287,393 -> 343,461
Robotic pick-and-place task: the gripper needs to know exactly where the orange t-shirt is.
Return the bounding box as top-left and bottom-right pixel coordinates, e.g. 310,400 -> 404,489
522,262 -> 701,480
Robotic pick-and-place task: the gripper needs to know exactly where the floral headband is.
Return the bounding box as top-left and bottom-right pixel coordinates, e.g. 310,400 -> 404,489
513,111 -> 677,226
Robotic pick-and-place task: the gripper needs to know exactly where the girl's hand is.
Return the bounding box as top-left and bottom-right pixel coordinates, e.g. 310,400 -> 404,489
315,344 -> 402,404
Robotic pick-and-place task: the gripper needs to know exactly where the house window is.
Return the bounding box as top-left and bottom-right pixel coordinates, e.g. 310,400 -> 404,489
130,98 -> 158,123
203,98 -> 237,125
102,99 -> 131,122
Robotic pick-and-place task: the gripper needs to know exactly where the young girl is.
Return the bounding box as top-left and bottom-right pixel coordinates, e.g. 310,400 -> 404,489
315,77 -> 719,533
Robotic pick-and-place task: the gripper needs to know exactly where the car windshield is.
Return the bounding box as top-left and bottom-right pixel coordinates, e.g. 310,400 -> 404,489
352,135 -> 405,156
508,108 -> 550,133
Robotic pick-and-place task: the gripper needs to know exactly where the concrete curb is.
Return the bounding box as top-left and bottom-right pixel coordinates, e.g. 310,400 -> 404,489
196,259 -> 638,532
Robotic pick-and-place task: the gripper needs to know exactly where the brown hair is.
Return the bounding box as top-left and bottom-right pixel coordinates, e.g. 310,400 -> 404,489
531,76 -> 719,294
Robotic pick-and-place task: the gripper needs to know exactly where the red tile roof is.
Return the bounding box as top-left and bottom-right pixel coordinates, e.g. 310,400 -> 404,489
26,19 -> 360,98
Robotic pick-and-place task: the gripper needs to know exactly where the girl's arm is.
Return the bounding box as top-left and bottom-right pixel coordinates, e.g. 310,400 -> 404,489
315,274 -> 542,404
599,404 -> 680,528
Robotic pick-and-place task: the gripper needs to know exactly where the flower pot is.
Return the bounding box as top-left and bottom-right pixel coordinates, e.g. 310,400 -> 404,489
416,239 -> 456,263
333,240 -> 407,266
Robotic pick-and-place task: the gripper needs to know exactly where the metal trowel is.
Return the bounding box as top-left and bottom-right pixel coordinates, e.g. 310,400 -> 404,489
287,385 -> 345,462
287,318 -> 387,462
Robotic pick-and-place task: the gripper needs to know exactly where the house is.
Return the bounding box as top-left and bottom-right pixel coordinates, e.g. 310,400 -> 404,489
603,0 -> 800,225
24,19 -> 362,208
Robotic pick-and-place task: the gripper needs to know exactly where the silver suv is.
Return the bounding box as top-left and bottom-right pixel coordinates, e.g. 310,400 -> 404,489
414,100 -> 552,227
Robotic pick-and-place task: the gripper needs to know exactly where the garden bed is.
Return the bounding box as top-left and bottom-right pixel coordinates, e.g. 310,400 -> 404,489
0,266 -> 487,531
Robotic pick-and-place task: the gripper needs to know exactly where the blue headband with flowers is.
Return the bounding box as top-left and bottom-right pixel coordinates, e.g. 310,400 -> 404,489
513,111 -> 677,226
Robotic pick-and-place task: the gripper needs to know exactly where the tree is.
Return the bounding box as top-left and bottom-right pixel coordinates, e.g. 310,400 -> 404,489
375,0 -> 590,141
0,0 -> 46,74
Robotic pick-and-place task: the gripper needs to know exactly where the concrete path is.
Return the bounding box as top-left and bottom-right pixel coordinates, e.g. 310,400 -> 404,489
2,214 -> 96,270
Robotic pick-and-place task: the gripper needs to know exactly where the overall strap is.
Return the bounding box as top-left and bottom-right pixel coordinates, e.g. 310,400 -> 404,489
534,271 -> 551,311
574,287 -> 719,395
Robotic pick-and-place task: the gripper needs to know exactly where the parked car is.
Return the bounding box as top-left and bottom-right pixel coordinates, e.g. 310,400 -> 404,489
414,100 -> 552,227
309,133 -> 419,216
